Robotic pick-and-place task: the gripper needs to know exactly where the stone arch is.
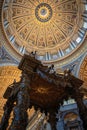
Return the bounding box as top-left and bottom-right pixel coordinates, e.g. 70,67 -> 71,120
79,54 -> 87,88
63,111 -> 83,130
62,110 -> 79,120
64,112 -> 78,122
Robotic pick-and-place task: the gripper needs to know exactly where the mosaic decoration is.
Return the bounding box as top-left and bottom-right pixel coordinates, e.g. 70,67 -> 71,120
2,0 -> 87,62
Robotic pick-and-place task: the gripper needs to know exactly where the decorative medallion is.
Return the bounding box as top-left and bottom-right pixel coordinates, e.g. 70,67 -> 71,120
35,3 -> 52,22
2,0 -> 87,62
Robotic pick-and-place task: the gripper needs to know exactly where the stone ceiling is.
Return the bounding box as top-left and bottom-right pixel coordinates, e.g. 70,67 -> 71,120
0,0 -> 87,93
1,0 -> 87,65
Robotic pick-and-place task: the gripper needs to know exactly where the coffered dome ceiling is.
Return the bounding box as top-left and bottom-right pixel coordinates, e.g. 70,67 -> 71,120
2,0 -> 87,64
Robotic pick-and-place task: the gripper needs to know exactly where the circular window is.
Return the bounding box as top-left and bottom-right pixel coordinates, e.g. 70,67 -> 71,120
35,3 -> 52,22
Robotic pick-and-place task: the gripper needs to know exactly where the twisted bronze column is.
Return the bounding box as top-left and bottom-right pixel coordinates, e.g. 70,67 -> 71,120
0,80 -> 18,130
0,96 -> 15,130
72,89 -> 87,130
9,73 -> 30,130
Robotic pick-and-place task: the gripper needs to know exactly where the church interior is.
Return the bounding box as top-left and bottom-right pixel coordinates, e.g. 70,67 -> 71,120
0,0 -> 87,130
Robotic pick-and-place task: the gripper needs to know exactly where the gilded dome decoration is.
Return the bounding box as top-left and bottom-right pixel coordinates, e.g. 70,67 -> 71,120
35,3 -> 52,22
2,0 -> 87,63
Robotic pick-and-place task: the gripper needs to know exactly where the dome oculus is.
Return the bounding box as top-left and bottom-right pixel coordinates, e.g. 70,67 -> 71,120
35,3 -> 52,22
